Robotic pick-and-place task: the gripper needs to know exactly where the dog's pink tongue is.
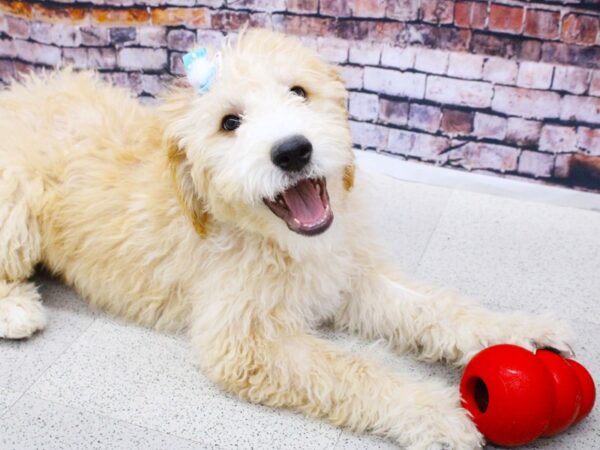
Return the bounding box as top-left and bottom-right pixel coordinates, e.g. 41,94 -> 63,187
282,179 -> 325,226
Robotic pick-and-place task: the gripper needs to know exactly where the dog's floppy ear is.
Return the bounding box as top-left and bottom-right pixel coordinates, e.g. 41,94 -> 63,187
167,140 -> 211,238
343,164 -> 355,192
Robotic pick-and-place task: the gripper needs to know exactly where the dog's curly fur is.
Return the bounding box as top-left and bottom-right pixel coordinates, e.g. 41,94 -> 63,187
0,29 -> 573,449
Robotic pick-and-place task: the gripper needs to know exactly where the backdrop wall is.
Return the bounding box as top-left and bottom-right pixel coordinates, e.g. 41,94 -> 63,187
1,0 -> 599,191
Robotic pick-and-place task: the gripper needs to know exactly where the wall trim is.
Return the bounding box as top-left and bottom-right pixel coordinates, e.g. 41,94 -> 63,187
356,150 -> 600,212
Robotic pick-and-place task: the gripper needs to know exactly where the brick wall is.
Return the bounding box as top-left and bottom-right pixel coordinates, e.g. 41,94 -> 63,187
1,0 -> 599,191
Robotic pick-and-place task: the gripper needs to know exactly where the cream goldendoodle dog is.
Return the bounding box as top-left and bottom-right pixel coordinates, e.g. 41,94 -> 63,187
0,29 -> 573,449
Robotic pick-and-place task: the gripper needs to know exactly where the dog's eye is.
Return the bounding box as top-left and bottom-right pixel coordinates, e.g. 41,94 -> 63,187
290,86 -> 307,99
221,114 -> 241,132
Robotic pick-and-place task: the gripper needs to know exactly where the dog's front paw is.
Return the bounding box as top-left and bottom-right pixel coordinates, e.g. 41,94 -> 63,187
401,382 -> 484,450
499,313 -> 575,358
0,284 -> 46,339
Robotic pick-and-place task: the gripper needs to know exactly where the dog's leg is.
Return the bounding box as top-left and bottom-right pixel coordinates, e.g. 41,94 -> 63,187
0,167 -> 46,339
335,252 -> 573,366
192,317 -> 483,450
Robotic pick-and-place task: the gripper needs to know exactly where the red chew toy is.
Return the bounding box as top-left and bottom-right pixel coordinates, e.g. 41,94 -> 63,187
460,344 -> 596,447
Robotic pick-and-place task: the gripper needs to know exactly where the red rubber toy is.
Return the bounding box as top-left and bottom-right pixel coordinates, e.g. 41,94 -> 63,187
460,344 -> 596,447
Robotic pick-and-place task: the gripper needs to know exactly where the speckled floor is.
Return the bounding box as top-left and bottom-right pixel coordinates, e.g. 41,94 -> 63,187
1,172 -> 598,450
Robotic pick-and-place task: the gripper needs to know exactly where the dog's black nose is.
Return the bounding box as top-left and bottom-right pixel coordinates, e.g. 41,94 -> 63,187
271,135 -> 312,172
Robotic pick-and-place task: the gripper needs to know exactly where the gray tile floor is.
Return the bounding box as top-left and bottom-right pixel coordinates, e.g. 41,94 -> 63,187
1,173 -> 598,450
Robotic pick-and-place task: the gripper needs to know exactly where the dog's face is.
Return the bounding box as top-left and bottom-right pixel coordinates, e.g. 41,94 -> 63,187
165,29 -> 354,246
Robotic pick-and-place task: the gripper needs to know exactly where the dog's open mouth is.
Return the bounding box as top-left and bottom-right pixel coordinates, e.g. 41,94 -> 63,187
263,177 -> 333,236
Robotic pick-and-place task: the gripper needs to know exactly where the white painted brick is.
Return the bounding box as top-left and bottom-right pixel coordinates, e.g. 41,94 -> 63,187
340,66 -> 363,90
517,61 -> 554,89
426,76 -> 493,108
473,113 -> 507,140
227,0 -> 285,12
410,133 -> 450,162
590,71 -> 600,97
196,30 -> 226,50
561,95 -> 600,124
349,120 -> 389,149
349,92 -> 378,121
14,40 -> 61,66
518,151 -> 554,178
138,27 -> 167,48
483,57 -> 518,85
414,48 -> 449,75
61,48 -> 88,69
578,127 -> 600,156
492,86 -> 561,119
117,48 -> 167,71
0,39 -> 15,58
552,66 -> 591,94
88,48 -> 117,69
364,67 -> 426,99
539,124 -> 577,153
317,37 -> 349,64
381,45 -> 415,70
449,142 -> 520,172
349,41 -> 381,65
388,129 -> 416,155
447,53 -> 485,80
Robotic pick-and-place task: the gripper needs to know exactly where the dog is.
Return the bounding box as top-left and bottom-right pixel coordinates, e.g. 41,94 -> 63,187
0,29 -> 573,449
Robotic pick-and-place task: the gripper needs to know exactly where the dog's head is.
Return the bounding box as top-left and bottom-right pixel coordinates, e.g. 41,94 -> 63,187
163,29 -> 354,247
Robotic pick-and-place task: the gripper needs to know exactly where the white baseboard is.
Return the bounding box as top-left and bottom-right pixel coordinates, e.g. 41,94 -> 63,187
355,150 -> 600,212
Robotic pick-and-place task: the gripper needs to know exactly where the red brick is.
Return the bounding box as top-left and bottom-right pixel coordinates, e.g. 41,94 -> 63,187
506,118 -> 541,146
454,2 -> 471,28
489,4 -> 524,34
151,7 -> 207,27
379,99 -> 409,125
351,0 -> 385,18
408,104 -> 442,132
441,108 -> 473,136
524,9 -> 560,40
276,15 -> 333,38
286,0 -> 318,13
32,4 -> 86,24
92,8 -> 150,26
518,151 -> 554,178
0,1 -> 32,19
422,0 -> 454,25
470,2 -> 487,29
562,14 -> 599,46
